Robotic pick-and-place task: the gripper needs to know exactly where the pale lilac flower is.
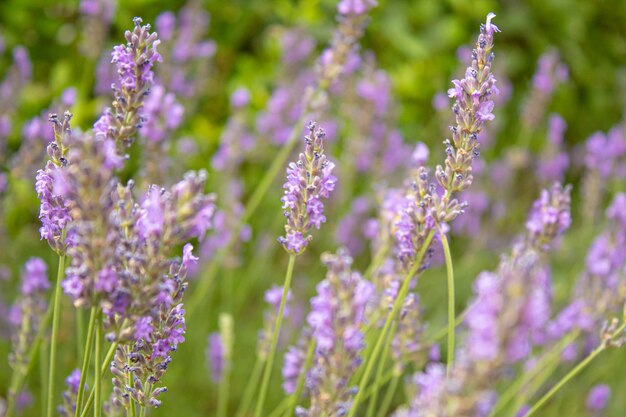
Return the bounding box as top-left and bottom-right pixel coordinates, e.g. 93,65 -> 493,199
300,250 -> 375,416
278,122 -> 337,254
586,385 -> 611,412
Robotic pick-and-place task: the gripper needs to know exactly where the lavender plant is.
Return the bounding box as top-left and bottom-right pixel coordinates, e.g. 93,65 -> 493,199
3,3 -> 626,417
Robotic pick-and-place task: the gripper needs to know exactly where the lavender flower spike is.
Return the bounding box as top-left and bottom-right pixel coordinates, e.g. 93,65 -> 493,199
300,249 -> 374,417
278,122 -> 337,254
437,12 -> 499,202
94,17 -> 161,151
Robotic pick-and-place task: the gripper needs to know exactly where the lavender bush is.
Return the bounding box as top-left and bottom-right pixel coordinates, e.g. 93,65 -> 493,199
0,2 -> 625,417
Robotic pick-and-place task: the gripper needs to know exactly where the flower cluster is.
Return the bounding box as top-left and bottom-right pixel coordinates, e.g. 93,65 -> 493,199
278,122 -> 337,254
393,13 -> 499,267
8,259 -> 49,391
154,3 -> 216,98
524,182 -> 572,251
57,369 -> 85,417
298,249 -> 374,417
521,50 -> 568,130
35,112 -> 73,253
94,17 -> 161,151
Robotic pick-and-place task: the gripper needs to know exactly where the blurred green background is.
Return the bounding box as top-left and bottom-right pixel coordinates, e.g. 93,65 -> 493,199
1,0 -> 625,416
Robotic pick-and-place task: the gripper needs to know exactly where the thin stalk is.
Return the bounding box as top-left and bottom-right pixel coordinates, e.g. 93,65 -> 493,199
254,254 -> 297,417
234,357 -> 264,417
139,405 -> 146,417
267,397 -> 291,417
287,340 -> 316,416
364,242 -> 389,280
487,331 -> 578,417
94,319 -> 102,417
217,355 -> 231,417
439,231 -> 455,376
46,252 -> 66,417
41,340 -> 49,417
347,230 -> 435,417
524,322 -> 625,417
79,342 -> 119,417
365,321 -> 398,417
376,375 -> 400,417
77,308 -> 85,359
74,306 -> 98,417
509,354 -> 561,417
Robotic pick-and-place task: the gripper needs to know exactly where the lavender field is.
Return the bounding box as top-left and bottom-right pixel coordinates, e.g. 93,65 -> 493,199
0,0 -> 625,416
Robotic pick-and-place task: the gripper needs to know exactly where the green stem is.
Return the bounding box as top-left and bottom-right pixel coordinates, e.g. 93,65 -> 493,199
75,306 -> 98,417
439,231 -> 455,376
139,405 -> 146,417
41,339 -> 49,417
524,322 -> 625,417
46,253 -> 66,417
376,375 -> 400,417
287,340 -> 316,416
365,321 -> 397,417
94,319 -> 102,417
267,397 -> 291,417
234,357 -> 264,417
254,254 -> 297,417
77,308 -> 85,359
217,353 -> 231,417
79,342 -> 119,417
347,230 -> 435,417
487,331 -> 578,417
364,242 -> 389,280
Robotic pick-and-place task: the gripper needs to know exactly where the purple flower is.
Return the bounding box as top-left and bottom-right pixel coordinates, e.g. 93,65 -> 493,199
207,333 -> 223,383
278,122 -> 337,254
135,316 -> 154,341
65,369 -> 83,394
337,0 -> 377,15
21,258 -> 48,295
303,250 -> 374,416
586,385 -> 611,411
94,267 -> 117,293
139,84 -> 184,143
524,183 -> 572,250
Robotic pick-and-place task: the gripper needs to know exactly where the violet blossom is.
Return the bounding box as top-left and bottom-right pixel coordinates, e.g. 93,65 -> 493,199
278,122 -> 337,254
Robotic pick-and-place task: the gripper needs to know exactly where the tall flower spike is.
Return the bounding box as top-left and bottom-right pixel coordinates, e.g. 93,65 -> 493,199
8,258 -> 49,403
36,112 -> 73,254
393,13 -> 499,268
94,17 -> 162,151
299,249 -> 374,417
278,122 -> 337,254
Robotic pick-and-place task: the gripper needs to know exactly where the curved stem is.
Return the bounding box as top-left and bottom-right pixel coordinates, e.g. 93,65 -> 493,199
75,306 -> 98,417
347,230 -> 435,417
234,357 -> 264,417
46,253 -> 66,417
287,340 -> 316,416
376,375 -> 400,417
254,254 -> 297,417
439,231 -> 455,376
79,342 -> 119,417
524,322 -> 625,417
94,319 -> 102,417
365,321 -> 397,417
